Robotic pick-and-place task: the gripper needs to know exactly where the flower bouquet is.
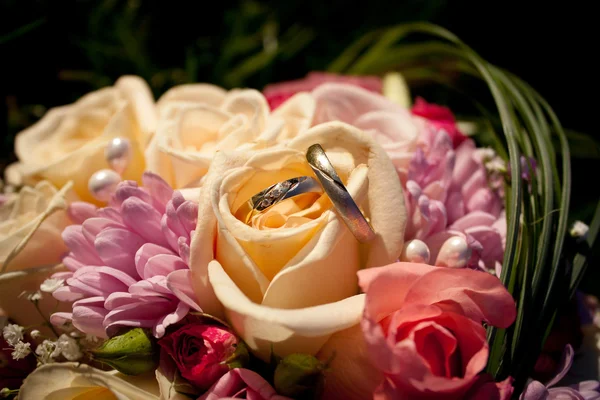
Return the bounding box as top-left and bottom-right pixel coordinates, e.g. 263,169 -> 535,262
1,23 -> 599,400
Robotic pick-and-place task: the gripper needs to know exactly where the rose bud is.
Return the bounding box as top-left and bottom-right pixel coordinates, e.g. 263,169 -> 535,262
91,328 -> 158,375
274,353 -> 327,398
158,319 -> 247,390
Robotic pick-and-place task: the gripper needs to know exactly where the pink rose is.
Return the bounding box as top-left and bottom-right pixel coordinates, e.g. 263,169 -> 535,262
198,369 -> 291,400
263,72 -> 382,109
158,320 -> 238,390
412,97 -> 468,148
358,262 -> 516,399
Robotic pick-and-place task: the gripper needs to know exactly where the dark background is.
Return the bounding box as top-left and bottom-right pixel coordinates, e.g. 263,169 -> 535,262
1,0 -> 598,290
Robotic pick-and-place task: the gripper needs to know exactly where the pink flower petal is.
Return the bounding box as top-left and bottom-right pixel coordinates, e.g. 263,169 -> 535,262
67,266 -> 136,297
97,207 -> 124,224
53,285 -> 86,302
128,276 -> 172,297
452,140 -> 478,184
95,227 -> 146,277
153,301 -> 189,338
143,254 -> 188,279
50,312 -> 73,327
63,255 -> 85,272
62,225 -> 104,266
142,172 -> 174,214
165,194 -> 188,239
161,214 -> 180,253
135,243 -> 175,279
121,197 -> 169,247
72,296 -> 109,338
82,217 -> 123,244
466,188 -> 502,218
176,200 -> 198,236
178,237 -> 191,265
67,202 -> 98,224
445,191 -> 465,224
167,269 -> 202,311
104,292 -> 138,309
450,211 -> 497,231
359,262 -> 516,328
462,170 -> 488,201
104,298 -> 178,338
465,226 -> 504,269
113,183 -> 152,207
312,83 -> 398,126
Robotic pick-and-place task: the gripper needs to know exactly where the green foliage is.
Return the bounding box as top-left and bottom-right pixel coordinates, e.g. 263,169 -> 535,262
273,353 -> 326,399
91,328 -> 158,375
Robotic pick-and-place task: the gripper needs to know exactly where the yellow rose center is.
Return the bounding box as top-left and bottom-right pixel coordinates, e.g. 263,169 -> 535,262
45,386 -> 118,400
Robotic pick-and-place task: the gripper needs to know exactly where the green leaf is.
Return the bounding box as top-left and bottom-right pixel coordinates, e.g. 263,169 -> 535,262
91,328 -> 158,375
224,341 -> 250,369
273,353 -> 326,399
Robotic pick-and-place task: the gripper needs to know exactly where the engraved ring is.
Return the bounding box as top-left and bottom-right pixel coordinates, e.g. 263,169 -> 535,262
306,144 -> 376,243
235,176 -> 323,224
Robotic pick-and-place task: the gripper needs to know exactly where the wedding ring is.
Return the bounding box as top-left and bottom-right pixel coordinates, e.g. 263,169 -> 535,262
235,176 -> 323,224
306,144 -> 376,243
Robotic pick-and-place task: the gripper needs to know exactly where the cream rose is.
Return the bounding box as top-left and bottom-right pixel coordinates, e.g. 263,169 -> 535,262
5,76 -> 156,202
19,362 -> 159,400
145,84 -> 315,188
0,181 -> 74,328
185,121 -> 406,361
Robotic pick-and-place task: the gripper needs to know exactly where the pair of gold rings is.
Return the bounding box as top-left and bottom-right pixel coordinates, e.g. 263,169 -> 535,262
234,144 -> 375,243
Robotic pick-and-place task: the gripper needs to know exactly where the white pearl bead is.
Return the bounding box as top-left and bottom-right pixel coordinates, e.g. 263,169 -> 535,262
435,236 -> 472,268
88,169 -> 121,202
400,239 -> 431,264
104,137 -> 131,174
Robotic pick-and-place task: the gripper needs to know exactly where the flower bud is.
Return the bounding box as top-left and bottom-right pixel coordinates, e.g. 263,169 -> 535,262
91,328 -> 158,375
158,320 -> 241,390
273,353 -> 326,398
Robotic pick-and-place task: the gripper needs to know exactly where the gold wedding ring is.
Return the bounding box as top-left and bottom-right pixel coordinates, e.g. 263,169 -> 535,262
235,176 -> 323,224
306,144 -> 376,243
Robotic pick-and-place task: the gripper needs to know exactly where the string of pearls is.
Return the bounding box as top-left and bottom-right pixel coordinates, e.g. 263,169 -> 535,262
87,137 -> 132,202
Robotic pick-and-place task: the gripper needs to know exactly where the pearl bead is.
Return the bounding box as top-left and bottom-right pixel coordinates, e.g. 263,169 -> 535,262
104,137 -> 131,174
88,169 -> 121,202
435,236 -> 472,268
400,239 -> 431,264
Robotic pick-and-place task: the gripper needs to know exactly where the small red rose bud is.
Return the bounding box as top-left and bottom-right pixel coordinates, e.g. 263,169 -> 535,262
158,321 -> 242,390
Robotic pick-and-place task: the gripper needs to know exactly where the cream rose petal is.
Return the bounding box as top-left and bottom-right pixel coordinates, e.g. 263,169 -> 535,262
19,362 -> 159,400
8,78 -> 154,201
156,84 -> 227,114
208,260 -> 365,360
316,324 -> 382,400
147,89 -> 275,189
287,121 -> 407,268
270,92 -> 316,141
115,75 -> 157,146
0,181 -> 74,273
205,147 -> 366,310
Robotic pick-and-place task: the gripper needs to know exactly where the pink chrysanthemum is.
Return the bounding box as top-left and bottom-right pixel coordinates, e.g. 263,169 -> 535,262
50,173 -> 200,338
403,126 -> 506,273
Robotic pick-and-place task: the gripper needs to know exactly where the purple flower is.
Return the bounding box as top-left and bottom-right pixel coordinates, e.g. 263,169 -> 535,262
198,368 -> 292,400
403,128 -> 506,273
50,173 -> 200,338
521,345 -> 600,400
